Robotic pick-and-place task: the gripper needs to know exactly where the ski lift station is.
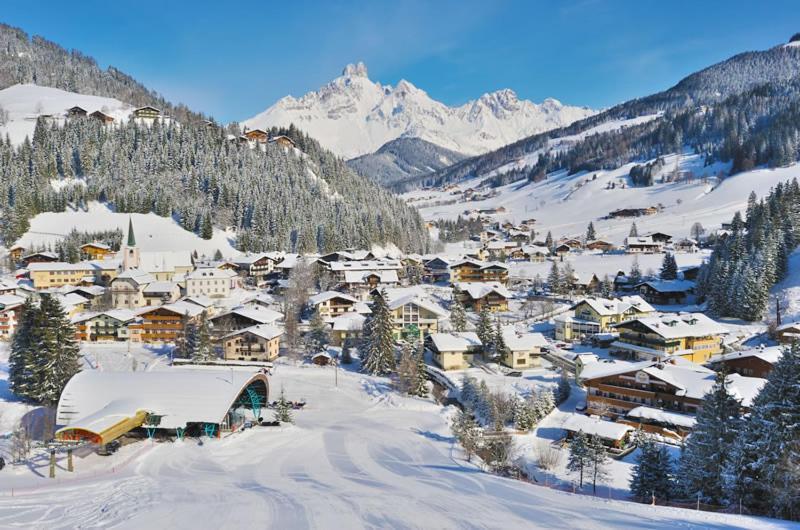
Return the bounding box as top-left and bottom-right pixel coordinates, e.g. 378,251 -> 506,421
54,369 -> 269,445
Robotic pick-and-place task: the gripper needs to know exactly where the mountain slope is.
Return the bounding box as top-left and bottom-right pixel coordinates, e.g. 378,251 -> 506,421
243,62 -> 595,159
412,39 -> 800,191
347,137 -> 468,188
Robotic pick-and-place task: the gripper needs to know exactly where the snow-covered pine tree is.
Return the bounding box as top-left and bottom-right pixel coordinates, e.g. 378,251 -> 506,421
189,310 -> 214,362
629,222 -> 639,237
307,308 -> 331,353
273,388 -> 294,424
557,370 -> 571,404
492,320 -> 509,362
629,432 -> 675,502
513,396 -> 535,431
450,290 -> 468,332
410,341 -> 429,398
38,294 -> 81,405
586,221 -> 596,241
629,257 -> 642,285
567,430 -> 590,488
451,409 -> 482,462
547,261 -> 561,293
679,369 -> 742,504
545,231 -> 554,252
361,289 -> 396,376
459,376 -> 478,409
587,435 -> 610,495
8,298 -> 39,401
600,275 -> 614,298
659,253 -> 678,280
724,344 -> 800,518
476,303 -> 493,354
397,341 -> 416,394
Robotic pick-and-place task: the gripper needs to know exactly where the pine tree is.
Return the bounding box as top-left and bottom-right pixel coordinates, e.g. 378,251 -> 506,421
513,397 -> 535,431
567,430 -> 590,488
660,253 -> 678,280
189,310 -> 214,362
362,289 -> 396,376
397,341 -> 417,394
450,290 -> 468,332
410,341 -> 429,398
587,435 -> 610,495
630,433 -> 675,502
679,370 -> 742,504
37,294 -> 81,405
600,274 -> 614,298
273,388 -> 294,423
451,409 -> 482,462
629,222 -> 639,237
557,370 -> 571,404
307,308 -> 330,353
545,231 -> 554,251
459,376 -> 478,409
8,298 -> 39,401
629,257 -> 642,285
547,261 -> 561,293
476,303 -> 493,354
724,345 -> 800,518
586,221 -> 596,241
492,320 -> 509,362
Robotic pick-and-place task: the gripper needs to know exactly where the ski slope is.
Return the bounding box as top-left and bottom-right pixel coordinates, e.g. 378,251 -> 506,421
12,202 -> 239,257
408,155 -> 800,244
0,84 -> 133,146
0,360 -> 790,530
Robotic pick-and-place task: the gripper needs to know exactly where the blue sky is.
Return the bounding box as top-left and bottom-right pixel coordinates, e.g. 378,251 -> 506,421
5,1 -> 800,122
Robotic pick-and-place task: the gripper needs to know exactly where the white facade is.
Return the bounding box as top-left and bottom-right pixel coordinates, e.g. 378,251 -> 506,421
185,268 -> 237,298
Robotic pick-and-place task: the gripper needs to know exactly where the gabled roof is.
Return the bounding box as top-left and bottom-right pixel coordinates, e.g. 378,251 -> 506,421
81,242 -> 111,250
343,270 -> 399,284
455,281 -> 511,301
635,280 -> 695,293
615,312 -> 726,339
429,332 -> 482,353
625,236 -> 660,246
501,325 -> 548,351
331,312 -> 366,331
223,324 -> 283,341
572,295 -> 654,317
308,291 -> 359,306
213,306 -> 283,325
379,287 -> 448,317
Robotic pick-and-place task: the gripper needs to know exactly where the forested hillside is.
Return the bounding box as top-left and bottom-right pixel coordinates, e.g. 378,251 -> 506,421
409,39 -> 800,190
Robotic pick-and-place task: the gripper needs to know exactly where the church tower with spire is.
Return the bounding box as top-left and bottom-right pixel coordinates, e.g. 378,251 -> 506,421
122,217 -> 141,270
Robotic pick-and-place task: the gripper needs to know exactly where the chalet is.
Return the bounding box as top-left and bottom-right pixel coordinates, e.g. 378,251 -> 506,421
483,240 -> 519,260
111,269 -> 156,309
326,259 -> 402,282
21,251 -> 59,266
508,229 -> 532,244
80,242 -> 114,260
312,352 -> 333,365
243,129 -> 269,143
422,257 -> 450,283
210,306 -> 282,338
609,207 -> 658,218
221,324 -> 283,362
562,414 -> 635,450
611,313 -> 727,364
479,228 -> 503,243
648,232 -> 673,245
342,270 -> 400,299
426,332 -> 482,370
73,309 -> 139,342
61,285 -> 106,308
66,106 -> 87,117
579,359 -> 765,439
185,267 -> 237,299
707,346 -> 781,379
554,296 -> 654,342
635,280 -> 695,305
571,272 -> 601,294
0,294 -> 25,340
499,326 -> 548,369
142,281 -> 181,306
231,253 -> 280,281
455,281 -> 511,312
681,265 -> 701,281
133,106 -> 161,120
133,301 -> 204,343
449,259 -> 509,285
554,243 -> 572,257
331,312 -> 366,346
673,238 -> 698,253
8,245 -> 25,261
521,245 -> 549,262
560,238 -> 584,250
27,262 -> 97,289
89,110 -> 114,124
585,240 -> 615,252
775,321 -> 800,344
269,135 -> 296,148
380,287 -> 448,340
624,236 -> 662,254
308,291 -> 361,319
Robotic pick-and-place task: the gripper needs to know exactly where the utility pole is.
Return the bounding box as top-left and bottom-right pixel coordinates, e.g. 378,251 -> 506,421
49,448 -> 56,479
67,448 -> 73,472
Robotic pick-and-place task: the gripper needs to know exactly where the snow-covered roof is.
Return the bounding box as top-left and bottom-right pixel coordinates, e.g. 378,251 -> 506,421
329,259 -> 401,272
573,295 -> 654,316
636,280 -> 695,293
450,258 -> 509,271
116,268 -> 156,285
625,236 -> 660,246
709,346 -> 782,366
331,312 -> 366,331
626,406 -> 697,429
429,332 -> 482,352
54,292 -> 89,308
521,245 -> 550,256
143,281 -> 178,294
561,414 -> 634,441
343,269 -> 399,284
186,267 -> 237,280
0,294 -> 25,308
27,261 -> 95,272
380,287 -> 448,317
221,306 -> 283,324
308,291 -> 359,306
455,281 -> 511,300
80,242 -> 111,250
223,324 -> 283,341
181,295 -> 215,308
501,325 -> 547,352
616,312 -> 727,339
56,369 -> 269,431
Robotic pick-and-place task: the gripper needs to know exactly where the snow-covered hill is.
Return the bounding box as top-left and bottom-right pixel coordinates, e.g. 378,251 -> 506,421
243,62 -> 596,159
0,84 -> 133,145
12,202 -> 239,256
408,155 -> 800,245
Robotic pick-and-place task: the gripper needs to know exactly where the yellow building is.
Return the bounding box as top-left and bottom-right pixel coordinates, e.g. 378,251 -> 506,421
455,282 -> 511,312
308,291 -> 360,319
221,324 -> 283,362
27,262 -> 98,289
554,296 -> 655,342
426,332 -> 482,371
499,326 -> 548,369
81,243 -> 115,260
382,287 -> 448,340
611,313 -> 727,363
449,259 -> 509,285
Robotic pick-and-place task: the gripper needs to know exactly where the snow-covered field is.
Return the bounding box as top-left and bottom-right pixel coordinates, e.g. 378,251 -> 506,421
408,155 -> 800,245
0,347 -> 793,529
13,202 -> 239,257
0,84 -> 133,146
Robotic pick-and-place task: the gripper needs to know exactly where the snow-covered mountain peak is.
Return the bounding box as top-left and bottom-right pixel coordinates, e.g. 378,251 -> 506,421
243,65 -> 596,159
342,61 -> 369,78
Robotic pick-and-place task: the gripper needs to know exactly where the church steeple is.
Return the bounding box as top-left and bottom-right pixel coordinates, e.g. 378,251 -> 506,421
127,217 -> 137,247
122,217 -> 140,270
